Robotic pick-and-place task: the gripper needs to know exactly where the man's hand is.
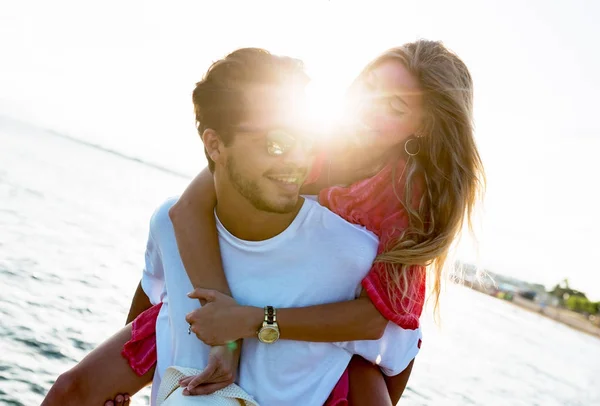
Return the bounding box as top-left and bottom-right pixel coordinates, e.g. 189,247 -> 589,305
179,345 -> 240,396
186,288 -> 259,346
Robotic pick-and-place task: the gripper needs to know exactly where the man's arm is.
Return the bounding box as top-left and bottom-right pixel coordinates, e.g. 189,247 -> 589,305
125,281 -> 153,324
129,211 -> 166,324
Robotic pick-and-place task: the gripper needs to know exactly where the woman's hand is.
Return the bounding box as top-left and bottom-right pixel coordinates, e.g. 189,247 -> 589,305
179,345 -> 240,396
103,394 -> 130,406
186,288 -> 261,345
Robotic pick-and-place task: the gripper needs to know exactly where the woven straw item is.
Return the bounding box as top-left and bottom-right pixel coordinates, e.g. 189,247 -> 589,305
156,366 -> 260,406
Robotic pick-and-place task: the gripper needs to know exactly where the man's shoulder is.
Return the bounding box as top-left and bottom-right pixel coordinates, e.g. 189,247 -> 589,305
148,196 -> 179,234
301,197 -> 379,244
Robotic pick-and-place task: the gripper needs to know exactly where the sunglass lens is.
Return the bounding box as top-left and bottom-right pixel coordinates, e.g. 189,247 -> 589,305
267,130 -> 295,156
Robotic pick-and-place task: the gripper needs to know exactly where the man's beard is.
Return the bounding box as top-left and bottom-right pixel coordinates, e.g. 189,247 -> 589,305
226,158 -> 298,214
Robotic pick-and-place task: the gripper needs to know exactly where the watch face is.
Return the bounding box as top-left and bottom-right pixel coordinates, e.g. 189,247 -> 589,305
259,326 -> 280,343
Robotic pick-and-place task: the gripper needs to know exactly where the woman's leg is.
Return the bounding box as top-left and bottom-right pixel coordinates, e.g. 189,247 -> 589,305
384,359 -> 415,404
42,324 -> 154,406
347,356 -> 393,406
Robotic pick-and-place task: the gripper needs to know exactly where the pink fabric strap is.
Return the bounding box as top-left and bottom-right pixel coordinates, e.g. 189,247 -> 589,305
121,302 -> 162,376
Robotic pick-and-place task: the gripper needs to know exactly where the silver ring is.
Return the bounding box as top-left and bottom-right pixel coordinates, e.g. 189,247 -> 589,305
187,323 -> 192,335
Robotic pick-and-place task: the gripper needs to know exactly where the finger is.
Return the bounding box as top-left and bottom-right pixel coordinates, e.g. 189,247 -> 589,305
186,369 -> 217,390
185,311 -> 197,325
105,402 -> 114,406
187,288 -> 217,301
204,366 -> 234,383
186,362 -> 217,390
115,394 -> 124,406
179,376 -> 194,387
123,394 -> 130,406
186,381 -> 233,396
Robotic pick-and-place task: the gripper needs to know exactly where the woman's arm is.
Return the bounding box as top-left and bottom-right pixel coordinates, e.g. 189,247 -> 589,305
168,170 -> 242,395
187,288 -> 389,343
247,296 -> 388,341
168,168 -> 231,297
276,292 -> 388,341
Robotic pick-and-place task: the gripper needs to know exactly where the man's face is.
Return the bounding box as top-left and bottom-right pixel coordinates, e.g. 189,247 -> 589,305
219,86 -> 315,214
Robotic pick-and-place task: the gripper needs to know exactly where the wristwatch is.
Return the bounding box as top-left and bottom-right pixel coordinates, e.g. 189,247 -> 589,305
257,306 -> 280,344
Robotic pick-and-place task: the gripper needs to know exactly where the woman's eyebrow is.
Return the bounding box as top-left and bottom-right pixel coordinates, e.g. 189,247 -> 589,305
391,94 -> 409,107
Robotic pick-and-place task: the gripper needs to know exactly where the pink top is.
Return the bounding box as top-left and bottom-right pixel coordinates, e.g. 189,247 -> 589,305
309,156 -> 426,330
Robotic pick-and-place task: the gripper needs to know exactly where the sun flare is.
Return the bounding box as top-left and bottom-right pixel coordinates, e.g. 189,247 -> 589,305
303,79 -> 347,142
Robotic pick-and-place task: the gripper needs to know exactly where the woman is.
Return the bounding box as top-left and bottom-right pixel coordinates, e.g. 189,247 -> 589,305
42,40 -> 484,406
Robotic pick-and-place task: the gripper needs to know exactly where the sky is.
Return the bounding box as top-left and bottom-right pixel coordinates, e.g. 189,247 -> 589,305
1,0 -> 599,299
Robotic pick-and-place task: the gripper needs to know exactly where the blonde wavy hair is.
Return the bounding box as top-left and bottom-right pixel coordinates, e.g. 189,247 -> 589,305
361,40 -> 486,316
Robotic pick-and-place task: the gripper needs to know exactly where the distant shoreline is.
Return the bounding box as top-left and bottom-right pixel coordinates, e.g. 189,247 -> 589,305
461,282 -> 600,339
508,295 -> 600,339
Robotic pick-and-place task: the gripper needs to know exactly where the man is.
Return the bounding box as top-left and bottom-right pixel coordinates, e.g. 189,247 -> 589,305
137,48 -> 420,405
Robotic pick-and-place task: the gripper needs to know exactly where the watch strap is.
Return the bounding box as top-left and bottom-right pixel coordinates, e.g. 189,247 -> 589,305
264,306 -> 276,325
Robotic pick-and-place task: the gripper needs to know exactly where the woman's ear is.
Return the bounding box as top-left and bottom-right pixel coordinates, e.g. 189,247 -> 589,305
202,129 -> 222,163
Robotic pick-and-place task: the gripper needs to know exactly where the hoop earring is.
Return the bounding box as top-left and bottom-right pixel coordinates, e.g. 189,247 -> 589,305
404,138 -> 421,156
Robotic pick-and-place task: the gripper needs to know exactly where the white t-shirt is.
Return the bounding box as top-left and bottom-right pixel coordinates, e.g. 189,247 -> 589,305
142,197 -> 422,406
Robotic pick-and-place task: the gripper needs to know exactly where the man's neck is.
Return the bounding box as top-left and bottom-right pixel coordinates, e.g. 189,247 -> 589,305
215,195 -> 304,242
